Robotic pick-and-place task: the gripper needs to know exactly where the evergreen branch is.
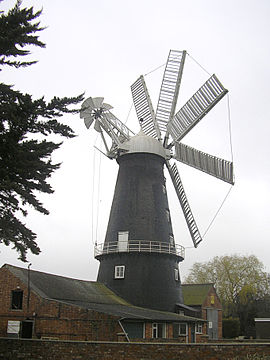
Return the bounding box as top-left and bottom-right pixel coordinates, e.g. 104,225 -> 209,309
0,1 -> 84,261
0,1 -> 45,70
0,210 -> 40,261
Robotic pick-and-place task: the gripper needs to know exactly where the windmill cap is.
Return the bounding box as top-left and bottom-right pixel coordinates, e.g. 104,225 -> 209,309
120,130 -> 169,159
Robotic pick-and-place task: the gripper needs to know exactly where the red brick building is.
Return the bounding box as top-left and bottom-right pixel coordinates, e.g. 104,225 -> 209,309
0,264 -> 207,342
182,283 -> 222,340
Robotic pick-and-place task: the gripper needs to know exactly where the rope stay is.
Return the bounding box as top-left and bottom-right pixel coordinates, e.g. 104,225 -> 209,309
201,184 -> 234,239
95,148 -> 102,246
144,61 -> 167,77
89,51 -> 235,248
186,52 -> 212,76
227,94 -> 234,164
200,91 -> 235,240
144,51 -> 212,78
91,135 -> 102,246
91,142 -> 96,245
141,51 -> 235,244
124,101 -> 134,125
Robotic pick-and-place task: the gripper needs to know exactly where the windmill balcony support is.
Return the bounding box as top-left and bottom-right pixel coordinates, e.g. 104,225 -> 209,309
94,240 -> 185,260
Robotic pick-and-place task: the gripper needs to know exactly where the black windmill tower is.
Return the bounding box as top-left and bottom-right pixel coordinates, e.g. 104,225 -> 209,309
80,50 -> 234,312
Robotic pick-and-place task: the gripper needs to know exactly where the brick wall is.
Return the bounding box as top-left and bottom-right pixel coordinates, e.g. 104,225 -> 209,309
202,286 -> 223,339
203,287 -> 222,309
0,267 -> 122,341
0,267 -> 216,343
1,338 -> 270,360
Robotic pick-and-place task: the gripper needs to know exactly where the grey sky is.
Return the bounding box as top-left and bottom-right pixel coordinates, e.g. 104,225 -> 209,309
1,0 -> 270,281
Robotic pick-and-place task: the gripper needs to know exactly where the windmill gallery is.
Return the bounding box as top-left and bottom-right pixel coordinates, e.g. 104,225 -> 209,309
1,50 -> 233,342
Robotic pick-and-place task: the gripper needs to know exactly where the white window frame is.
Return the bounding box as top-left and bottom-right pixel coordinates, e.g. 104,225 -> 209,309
179,323 -> 187,336
152,323 -> 166,339
114,265 -> 125,279
195,323 -> 203,334
152,323 -> 158,338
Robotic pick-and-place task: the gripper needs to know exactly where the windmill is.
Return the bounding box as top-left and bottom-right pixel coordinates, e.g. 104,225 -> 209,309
80,50 -> 234,312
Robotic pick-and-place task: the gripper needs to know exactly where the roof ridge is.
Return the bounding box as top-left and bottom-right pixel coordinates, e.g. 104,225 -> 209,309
3,263 -> 94,283
3,263 -> 132,306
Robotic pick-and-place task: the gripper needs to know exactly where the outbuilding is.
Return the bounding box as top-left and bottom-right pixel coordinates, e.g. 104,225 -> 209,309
0,264 -> 206,342
182,283 -> 222,340
255,318 -> 270,339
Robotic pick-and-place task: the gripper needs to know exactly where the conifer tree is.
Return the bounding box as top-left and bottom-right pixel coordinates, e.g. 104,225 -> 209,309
0,1 -> 84,261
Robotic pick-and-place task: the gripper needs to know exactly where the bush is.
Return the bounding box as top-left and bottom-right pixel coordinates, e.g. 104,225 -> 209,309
223,318 -> 240,338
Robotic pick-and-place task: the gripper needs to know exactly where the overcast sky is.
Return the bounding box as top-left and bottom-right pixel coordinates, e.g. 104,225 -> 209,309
1,0 -> 270,282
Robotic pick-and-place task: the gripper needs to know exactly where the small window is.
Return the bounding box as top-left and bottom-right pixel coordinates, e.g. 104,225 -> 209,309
11,290 -> 23,310
179,323 -> 187,336
122,322 -> 145,339
174,268 -> 180,281
196,323 -> 203,334
114,265 -> 125,279
152,323 -> 166,338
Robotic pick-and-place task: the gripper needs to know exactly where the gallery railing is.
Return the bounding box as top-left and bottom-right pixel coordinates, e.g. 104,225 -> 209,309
94,240 -> 185,259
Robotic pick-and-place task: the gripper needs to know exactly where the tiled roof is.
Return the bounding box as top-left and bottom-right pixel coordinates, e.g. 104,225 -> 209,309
4,263 -> 128,305
3,264 -> 203,322
182,283 -> 214,306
